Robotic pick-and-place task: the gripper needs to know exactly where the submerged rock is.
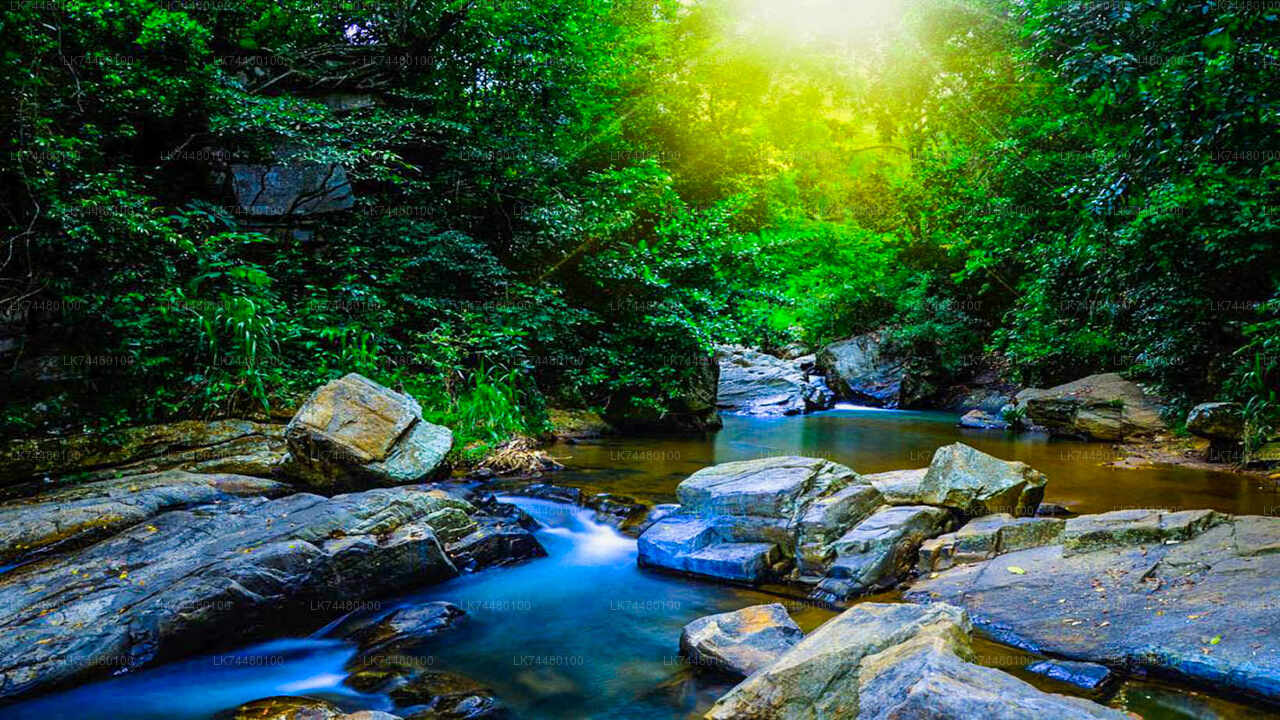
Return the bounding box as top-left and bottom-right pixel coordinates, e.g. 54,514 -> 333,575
679,603 -> 804,678
1186,402 -> 1243,441
283,374 -> 453,490
958,408 -> 1008,430
715,345 -> 834,416
1025,659 -> 1114,691
815,331 -> 912,407
0,470 -> 289,564
705,602 -> 1127,720
391,671 -> 508,719
1015,373 -> 1166,441
232,696 -> 346,720
0,487 -> 469,701
338,602 -> 466,654
905,512 -> 1280,704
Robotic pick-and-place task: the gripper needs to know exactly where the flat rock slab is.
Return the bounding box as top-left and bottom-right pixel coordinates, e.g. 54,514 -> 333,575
679,603 -> 804,677
918,514 -> 1066,574
0,487 -> 468,701
706,602 -> 1127,720
906,514 -> 1280,703
864,468 -> 928,504
1026,659 -> 1114,691
676,456 -> 861,519
0,470 -> 290,564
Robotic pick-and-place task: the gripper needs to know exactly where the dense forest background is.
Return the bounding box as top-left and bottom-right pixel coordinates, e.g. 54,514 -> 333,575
2,0 -> 1277,457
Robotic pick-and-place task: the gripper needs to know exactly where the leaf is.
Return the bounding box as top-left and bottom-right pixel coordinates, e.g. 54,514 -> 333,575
1006,566 -> 1027,575
1210,635 -> 1222,645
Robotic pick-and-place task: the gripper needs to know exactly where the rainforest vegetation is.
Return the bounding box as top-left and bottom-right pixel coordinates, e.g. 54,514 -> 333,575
2,0 -> 1278,455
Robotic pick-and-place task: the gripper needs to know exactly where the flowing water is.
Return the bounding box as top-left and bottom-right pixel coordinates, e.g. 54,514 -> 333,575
4,407 -> 1277,720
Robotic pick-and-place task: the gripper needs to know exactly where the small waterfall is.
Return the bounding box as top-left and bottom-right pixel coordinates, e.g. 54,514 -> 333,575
499,496 -> 636,566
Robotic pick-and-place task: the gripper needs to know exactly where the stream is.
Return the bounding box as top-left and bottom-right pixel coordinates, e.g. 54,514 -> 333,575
4,406 -> 1277,720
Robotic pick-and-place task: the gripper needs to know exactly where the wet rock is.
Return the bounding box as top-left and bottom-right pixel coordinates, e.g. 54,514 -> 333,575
917,443 -> 1046,516
0,470 -> 290,564
0,487 -> 466,701
390,671 -> 508,719
815,331 -> 913,407
546,408 -> 613,440
283,374 -> 453,490
1186,402 -> 1243,441
811,505 -> 953,603
1026,659 -> 1114,691
585,493 -> 648,534
340,602 -> 466,654
1015,373 -> 1167,441
943,386 -> 1015,415
715,346 -> 834,416
445,513 -> 546,572
678,603 -> 804,678
705,602 -> 1127,720
794,483 -> 884,578
0,419 -> 286,485
958,409 -> 1008,430
905,513 -> 1280,703
917,514 -> 1065,574
1035,502 -> 1075,518
232,696 -> 344,720
637,456 -> 879,584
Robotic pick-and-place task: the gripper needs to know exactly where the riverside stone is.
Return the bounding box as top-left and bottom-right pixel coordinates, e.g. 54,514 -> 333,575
917,443 -> 1047,516
679,603 -> 804,677
815,331 -> 912,407
1186,402 -> 1244,441
917,514 -> 1066,574
715,346 -> 834,416
811,505 -> 953,603
1025,659 -> 1114,691
1015,373 -> 1166,441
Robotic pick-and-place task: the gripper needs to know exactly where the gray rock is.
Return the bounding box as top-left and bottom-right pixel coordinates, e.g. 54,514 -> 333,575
918,443 -> 1047,516
1186,402 -> 1244,441
916,513 -> 1066,574
676,456 -> 861,519
905,513 -> 1280,704
284,373 -> 453,490
389,670 -> 508,718
1015,373 -> 1167,441
706,602 -> 1126,720
0,487 -> 473,701
0,470 -> 290,564
679,603 -> 803,677
1025,659 -> 1114,691
958,408 -> 1009,430
815,331 -> 912,407
231,161 -> 355,216
811,505 -> 953,603
864,468 -> 928,504
337,602 -> 466,654
715,346 -> 833,416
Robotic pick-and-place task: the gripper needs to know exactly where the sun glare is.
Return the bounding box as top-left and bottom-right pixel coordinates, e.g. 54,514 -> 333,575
732,0 -> 908,45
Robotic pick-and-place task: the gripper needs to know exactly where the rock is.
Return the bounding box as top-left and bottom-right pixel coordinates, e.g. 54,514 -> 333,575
638,456 -> 880,584
232,696 -> 344,720
585,493 -> 648,534
1025,659 -> 1114,691
944,386 -> 1015,415
917,514 -> 1065,574
1015,373 -> 1167,441
864,468 -> 928,504
390,671 -> 508,719
958,409 -> 1008,430
705,602 -> 1127,720
283,374 -> 453,490
231,161 -> 355,216
1035,502 -> 1075,518
0,486 -> 473,702
338,602 -> 466,654
678,603 -> 804,677
604,354 -> 721,433
714,346 -> 834,416
905,513 -> 1280,704
917,443 -> 1047,516
1186,402 -> 1244,441
546,408 -> 613,440
0,419 -> 286,486
0,470 -> 290,564
815,331 -> 913,407
811,505 -> 953,603
445,513 -> 546,572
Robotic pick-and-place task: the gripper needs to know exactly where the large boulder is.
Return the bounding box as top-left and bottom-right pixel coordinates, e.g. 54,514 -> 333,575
810,505 -> 954,604
1014,373 -> 1167,441
715,346 -> 834,416
0,486 -> 474,701
638,457 -> 881,584
906,511 -> 1280,704
815,331 -> 914,407
1186,402 -> 1244,441
284,374 -> 453,489
679,603 -> 804,678
0,470 -> 290,564
604,354 -> 722,433
231,161 -> 355,216
705,602 -> 1127,720
916,443 -> 1047,516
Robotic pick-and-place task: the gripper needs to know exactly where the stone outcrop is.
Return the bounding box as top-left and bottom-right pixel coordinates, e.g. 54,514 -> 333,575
679,603 -> 804,678
906,511 -> 1280,704
283,373 -> 453,490
231,160 -> 355,216
714,346 -> 834,416
705,602 -> 1128,720
0,486 -> 525,702
1186,402 -> 1244,441
815,331 -> 913,407
0,470 -> 290,564
957,408 -> 1008,430
1015,373 -> 1167,441
917,442 -> 1046,516
917,514 -> 1065,574
810,505 -> 953,603
0,419 -> 286,486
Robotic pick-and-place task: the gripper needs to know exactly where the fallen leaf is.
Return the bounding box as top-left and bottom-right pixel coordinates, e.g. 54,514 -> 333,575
1007,566 -> 1027,575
